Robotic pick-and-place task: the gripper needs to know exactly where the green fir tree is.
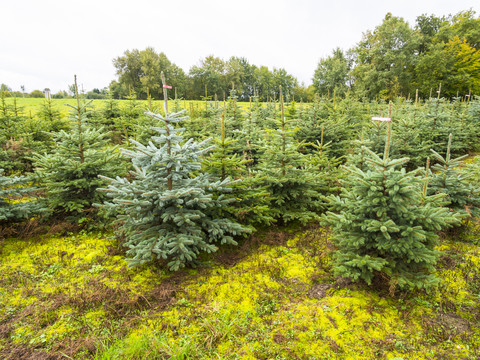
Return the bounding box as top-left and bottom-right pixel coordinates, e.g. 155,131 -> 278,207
429,134 -> 480,222
33,76 -> 123,222
203,109 -> 274,228
323,120 -> 460,290
259,86 -> 324,225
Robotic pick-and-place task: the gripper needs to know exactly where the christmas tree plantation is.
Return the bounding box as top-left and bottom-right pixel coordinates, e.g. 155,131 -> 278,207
98,74 -> 250,271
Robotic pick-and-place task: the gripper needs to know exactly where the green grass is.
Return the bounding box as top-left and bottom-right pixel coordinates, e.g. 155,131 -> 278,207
3,98 -> 256,118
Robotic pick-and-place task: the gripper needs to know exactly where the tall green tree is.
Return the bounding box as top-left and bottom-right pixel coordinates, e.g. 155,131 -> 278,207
113,48 -> 187,99
225,56 -> 257,100
189,56 -> 227,99
351,13 -> 420,100
415,13 -> 447,54
253,66 -> 274,101
414,10 -> 480,97
272,68 -> 298,101
313,48 -> 350,96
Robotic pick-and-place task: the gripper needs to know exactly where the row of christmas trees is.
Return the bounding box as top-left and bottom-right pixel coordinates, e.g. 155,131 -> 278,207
2,76 -> 480,289
2,85 -> 480,177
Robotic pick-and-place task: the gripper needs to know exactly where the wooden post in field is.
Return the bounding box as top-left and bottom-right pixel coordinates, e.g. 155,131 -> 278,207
161,71 -> 173,191
413,89 -> 419,121
74,75 -> 84,164
205,84 -> 208,111
147,88 -> 152,110
423,157 -> 430,198
371,103 -> 392,160
214,93 -> 218,132
280,86 -> 286,176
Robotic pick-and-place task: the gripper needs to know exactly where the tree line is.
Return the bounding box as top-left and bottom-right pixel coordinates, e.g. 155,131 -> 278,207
314,10 -> 480,100
109,50 -> 301,102
109,10 -> 479,102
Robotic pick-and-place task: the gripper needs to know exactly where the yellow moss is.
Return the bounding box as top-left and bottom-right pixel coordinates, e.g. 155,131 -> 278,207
436,244 -> 451,252
83,249 -> 104,263
42,316 -> 80,342
286,235 -> 301,247
274,251 -> 316,282
12,324 -> 35,344
3,228 -> 480,359
84,309 -> 106,327
465,253 -> 480,265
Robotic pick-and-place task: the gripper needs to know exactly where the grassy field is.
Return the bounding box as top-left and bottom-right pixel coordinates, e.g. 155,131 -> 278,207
3,98 -> 254,118
1,224 -> 479,359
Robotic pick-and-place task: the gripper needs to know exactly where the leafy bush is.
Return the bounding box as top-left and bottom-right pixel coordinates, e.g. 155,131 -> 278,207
29,90 -> 45,98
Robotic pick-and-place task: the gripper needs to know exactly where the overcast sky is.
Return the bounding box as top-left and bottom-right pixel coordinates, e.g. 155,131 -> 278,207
1,0 -> 478,93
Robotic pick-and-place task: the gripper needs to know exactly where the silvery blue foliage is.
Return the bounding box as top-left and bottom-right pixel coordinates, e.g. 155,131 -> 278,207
98,109 -> 250,271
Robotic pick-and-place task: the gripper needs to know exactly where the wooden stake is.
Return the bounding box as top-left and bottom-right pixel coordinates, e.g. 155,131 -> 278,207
221,108 -> 226,180
147,87 -> 152,110
446,133 -> 452,163
423,157 -> 430,197
384,103 -> 392,160
161,71 -> 172,191
280,86 -> 286,176
74,75 -> 84,164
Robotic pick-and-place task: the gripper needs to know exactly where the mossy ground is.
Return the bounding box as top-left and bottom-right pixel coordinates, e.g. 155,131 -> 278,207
0,225 -> 479,359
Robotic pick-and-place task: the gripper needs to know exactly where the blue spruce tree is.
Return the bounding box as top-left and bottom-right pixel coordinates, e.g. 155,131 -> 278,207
98,73 -> 250,271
